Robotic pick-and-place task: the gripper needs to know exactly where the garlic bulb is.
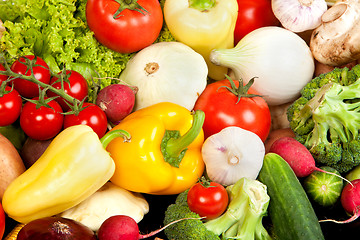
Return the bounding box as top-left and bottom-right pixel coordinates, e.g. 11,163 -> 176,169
272,0 -> 328,32
201,126 -> 265,186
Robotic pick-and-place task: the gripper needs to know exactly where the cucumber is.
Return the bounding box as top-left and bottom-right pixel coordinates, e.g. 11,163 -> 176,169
304,166 -> 344,207
258,153 -> 325,240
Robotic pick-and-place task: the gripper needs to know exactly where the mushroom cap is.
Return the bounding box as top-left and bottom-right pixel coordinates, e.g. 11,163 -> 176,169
310,0 -> 360,66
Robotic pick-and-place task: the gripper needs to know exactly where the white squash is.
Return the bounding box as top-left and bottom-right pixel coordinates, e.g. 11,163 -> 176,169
119,41 -> 208,111
59,182 -> 149,232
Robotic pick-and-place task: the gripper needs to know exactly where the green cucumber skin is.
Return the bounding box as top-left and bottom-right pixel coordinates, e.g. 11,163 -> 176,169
258,153 -> 325,240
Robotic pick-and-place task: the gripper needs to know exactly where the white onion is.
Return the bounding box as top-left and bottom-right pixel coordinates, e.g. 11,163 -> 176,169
210,26 -> 315,106
201,126 -> 265,186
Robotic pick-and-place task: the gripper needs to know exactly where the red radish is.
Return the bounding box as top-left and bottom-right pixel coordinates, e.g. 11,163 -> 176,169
97,215 -> 140,240
340,179 -> 360,222
269,137 -> 349,182
97,215 -> 200,240
320,179 -> 360,224
96,84 -> 137,124
269,137 -> 324,177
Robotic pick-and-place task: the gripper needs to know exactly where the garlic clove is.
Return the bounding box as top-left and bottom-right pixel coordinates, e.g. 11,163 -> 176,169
272,0 -> 328,32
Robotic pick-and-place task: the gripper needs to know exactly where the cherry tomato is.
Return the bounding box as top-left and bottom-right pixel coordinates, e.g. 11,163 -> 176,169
0,86 -> 22,126
0,63 -> 8,84
234,0 -> 280,45
187,181 -> 229,220
10,55 -> 51,98
20,97 -> 64,140
63,102 -> 108,138
47,70 -> 89,111
193,78 -> 271,142
86,0 -> 163,53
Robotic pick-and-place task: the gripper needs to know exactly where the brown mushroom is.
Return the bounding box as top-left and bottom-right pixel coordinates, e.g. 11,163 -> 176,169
310,0 -> 360,66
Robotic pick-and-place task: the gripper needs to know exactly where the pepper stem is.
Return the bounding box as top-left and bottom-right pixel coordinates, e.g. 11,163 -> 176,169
165,110 -> 205,159
100,129 -> 131,148
189,0 -> 216,11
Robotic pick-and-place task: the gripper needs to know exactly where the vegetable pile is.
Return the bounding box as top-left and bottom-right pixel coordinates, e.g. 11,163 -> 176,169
1,0 -> 360,239
0,0 -> 175,100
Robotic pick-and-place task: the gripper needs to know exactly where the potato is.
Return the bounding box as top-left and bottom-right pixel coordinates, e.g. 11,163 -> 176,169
20,137 -> 53,169
264,128 -> 295,153
0,133 -> 26,200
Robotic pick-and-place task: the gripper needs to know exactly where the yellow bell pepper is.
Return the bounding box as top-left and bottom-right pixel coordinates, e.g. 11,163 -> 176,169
107,102 -> 205,195
164,0 -> 238,81
2,125 -> 130,223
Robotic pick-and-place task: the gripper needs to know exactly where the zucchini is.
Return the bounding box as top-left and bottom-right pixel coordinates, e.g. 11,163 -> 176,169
258,153 -> 324,240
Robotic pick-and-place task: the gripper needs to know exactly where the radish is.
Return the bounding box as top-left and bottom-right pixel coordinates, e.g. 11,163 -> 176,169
340,179 -> 360,222
97,215 -> 200,240
269,137 -> 349,182
320,179 -> 360,224
96,84 -> 137,124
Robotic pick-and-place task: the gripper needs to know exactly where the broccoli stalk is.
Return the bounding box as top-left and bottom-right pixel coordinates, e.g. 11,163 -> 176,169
287,65 -> 360,173
205,178 -> 271,240
163,178 -> 271,240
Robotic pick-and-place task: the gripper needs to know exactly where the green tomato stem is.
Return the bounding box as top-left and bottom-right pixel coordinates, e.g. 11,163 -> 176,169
113,0 -> 148,19
0,56 -> 78,104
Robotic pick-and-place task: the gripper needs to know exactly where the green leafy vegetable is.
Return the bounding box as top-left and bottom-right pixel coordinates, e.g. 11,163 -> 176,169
287,65 -> 360,173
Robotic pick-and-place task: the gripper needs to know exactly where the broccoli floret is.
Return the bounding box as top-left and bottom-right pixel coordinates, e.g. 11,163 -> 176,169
163,178 -> 271,240
287,66 -> 360,173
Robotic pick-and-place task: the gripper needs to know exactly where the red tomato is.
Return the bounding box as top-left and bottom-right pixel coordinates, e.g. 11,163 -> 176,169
47,70 -> 89,111
0,203 -> 4,240
0,63 -> 8,84
63,102 -> 108,138
10,55 -> 51,98
86,0 -> 163,53
0,86 -> 22,126
20,97 -> 64,140
234,0 -> 280,45
193,78 -> 271,142
187,181 -> 229,220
